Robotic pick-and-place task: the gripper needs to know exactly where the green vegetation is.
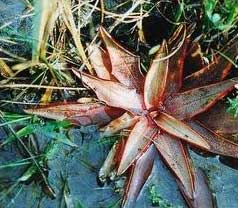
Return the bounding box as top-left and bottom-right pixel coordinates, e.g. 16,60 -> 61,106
227,97 -> 238,117
148,185 -> 178,208
204,0 -> 238,31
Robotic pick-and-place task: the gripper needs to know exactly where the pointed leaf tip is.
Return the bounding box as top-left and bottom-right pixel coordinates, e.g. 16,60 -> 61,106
99,27 -> 144,91
88,44 -> 112,80
164,24 -> 190,96
100,112 -> 139,137
188,120 -> 238,158
117,118 -> 157,175
155,133 -> 213,208
24,102 -> 122,126
154,135 -> 195,200
166,78 -> 238,120
180,168 -> 214,208
73,70 -> 144,114
122,144 -> 156,207
144,40 -> 169,109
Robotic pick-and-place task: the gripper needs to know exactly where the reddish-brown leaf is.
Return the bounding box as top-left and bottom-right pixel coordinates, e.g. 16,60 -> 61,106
98,139 -> 126,183
164,24 -> 190,96
187,120 -> 238,158
144,40 -> 169,109
117,117 -> 158,175
153,112 -> 210,150
154,133 -> 195,199
24,102 -> 122,126
154,133 -> 213,208
179,168 -> 214,208
99,27 -> 144,92
100,112 -> 139,137
73,70 -> 144,114
165,78 -> 238,120
98,142 -> 118,183
183,35 -> 238,90
88,44 -> 112,80
196,102 -> 238,135
122,144 -> 156,208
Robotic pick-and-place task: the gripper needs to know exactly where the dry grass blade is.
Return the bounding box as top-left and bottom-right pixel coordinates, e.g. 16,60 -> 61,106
0,58 -> 14,77
32,0 -> 59,62
0,84 -> 86,91
59,0 -> 93,74
40,80 -> 54,103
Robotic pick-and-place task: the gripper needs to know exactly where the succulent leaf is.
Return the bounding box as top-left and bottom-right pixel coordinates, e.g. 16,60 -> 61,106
164,24 -> 190,96
196,102 -> 238,136
154,112 -> 210,150
100,112 -> 139,137
118,117 -> 157,175
73,70 -> 144,114
88,44 -> 112,80
154,133 -> 195,199
188,120 -> 238,158
99,27 -> 144,92
122,145 -> 156,208
165,78 -> 238,119
144,40 -> 169,108
24,102 -> 122,126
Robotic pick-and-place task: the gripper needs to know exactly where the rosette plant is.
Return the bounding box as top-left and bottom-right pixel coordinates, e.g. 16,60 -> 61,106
25,25 -> 238,208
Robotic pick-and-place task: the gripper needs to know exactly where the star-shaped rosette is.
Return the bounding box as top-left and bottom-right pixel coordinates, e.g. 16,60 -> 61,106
25,25 -> 238,208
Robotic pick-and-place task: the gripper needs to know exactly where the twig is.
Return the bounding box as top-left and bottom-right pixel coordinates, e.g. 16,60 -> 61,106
0,84 -> 86,90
